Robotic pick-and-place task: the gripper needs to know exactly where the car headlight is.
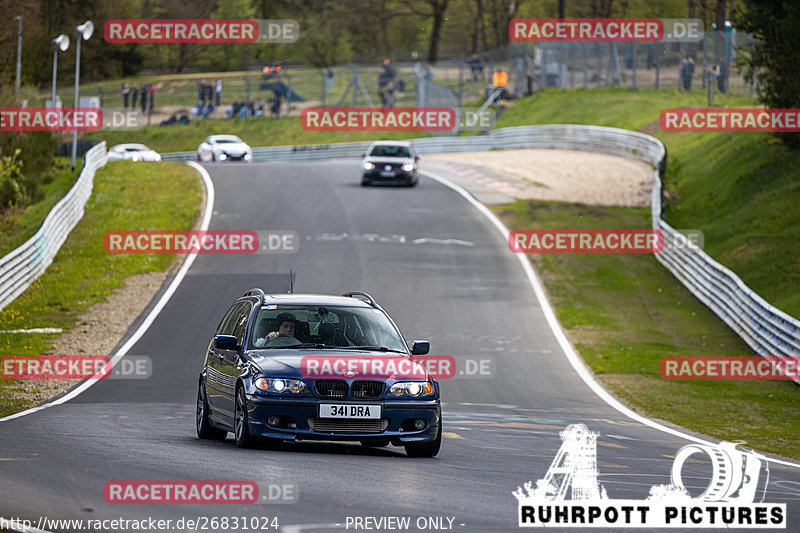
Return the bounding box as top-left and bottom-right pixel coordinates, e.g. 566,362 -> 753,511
388,381 -> 434,397
218,153 -> 227,161
154,154 -> 162,162
255,378 -> 308,394
244,152 -> 252,161
363,162 -> 375,170
401,161 -> 415,172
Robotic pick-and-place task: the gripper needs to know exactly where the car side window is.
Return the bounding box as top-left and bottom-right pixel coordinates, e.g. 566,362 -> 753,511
221,302 -> 246,335
216,303 -> 242,335
231,303 -> 253,346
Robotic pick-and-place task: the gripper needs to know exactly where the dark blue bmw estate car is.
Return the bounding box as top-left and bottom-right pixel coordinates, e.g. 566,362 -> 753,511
196,289 -> 441,457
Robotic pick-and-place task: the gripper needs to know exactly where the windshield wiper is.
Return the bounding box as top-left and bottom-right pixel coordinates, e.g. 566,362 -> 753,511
340,346 -> 408,354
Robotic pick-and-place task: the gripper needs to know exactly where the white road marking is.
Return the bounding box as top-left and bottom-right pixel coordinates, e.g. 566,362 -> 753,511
0,162 -> 214,423
421,169 -> 800,470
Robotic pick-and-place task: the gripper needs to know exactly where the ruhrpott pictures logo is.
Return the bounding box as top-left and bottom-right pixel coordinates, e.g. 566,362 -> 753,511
514,424 -> 784,528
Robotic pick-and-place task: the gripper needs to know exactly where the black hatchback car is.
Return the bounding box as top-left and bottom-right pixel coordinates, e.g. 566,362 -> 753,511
360,141 -> 420,187
196,289 -> 441,457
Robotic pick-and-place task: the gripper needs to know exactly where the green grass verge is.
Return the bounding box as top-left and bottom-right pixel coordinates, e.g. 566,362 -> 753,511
0,161 -> 202,417
0,158 -> 77,257
498,201 -> 800,459
496,87 -> 800,317
86,117 -> 423,155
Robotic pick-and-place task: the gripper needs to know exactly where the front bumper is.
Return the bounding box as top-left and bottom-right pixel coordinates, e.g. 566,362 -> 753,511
245,395 -> 440,444
362,170 -> 416,183
219,152 -> 251,162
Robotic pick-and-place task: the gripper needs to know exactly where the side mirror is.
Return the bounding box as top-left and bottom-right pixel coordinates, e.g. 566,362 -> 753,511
415,154 -> 421,160
214,335 -> 239,350
360,153 -> 366,158
411,340 -> 430,355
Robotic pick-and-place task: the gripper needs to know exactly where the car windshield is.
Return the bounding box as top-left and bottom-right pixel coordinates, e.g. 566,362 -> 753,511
369,145 -> 410,158
250,305 -> 407,352
215,138 -> 241,144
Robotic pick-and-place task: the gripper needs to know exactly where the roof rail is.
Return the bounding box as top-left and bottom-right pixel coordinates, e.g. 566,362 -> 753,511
342,291 -> 378,308
243,288 -> 265,302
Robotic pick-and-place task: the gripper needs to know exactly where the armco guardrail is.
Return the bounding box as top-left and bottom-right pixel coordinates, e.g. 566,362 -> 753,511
165,125 -> 800,378
0,142 -> 107,312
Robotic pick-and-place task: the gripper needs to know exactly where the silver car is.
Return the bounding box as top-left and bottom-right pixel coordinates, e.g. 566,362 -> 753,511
197,135 -> 253,162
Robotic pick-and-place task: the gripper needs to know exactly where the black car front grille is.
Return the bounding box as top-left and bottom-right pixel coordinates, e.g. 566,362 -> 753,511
314,379 -> 348,398
308,417 -> 389,434
351,380 -> 385,399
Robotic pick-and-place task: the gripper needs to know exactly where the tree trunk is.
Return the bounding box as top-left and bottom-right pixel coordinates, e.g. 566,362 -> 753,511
714,0 -> 727,63
426,0 -> 450,62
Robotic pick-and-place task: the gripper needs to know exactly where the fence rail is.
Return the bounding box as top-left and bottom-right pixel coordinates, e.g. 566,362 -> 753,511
163,125 -> 800,380
5,126 -> 799,380
0,142 -> 107,312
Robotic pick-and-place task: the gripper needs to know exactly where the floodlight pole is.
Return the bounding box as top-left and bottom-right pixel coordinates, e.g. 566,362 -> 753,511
71,22 -> 93,172
15,16 -> 22,102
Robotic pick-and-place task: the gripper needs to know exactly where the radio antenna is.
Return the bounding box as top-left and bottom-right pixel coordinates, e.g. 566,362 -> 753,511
289,269 -> 294,293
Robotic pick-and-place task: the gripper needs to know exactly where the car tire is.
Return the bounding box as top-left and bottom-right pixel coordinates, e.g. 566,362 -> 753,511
234,385 -> 255,449
196,379 -> 227,440
361,179 -> 371,187
196,154 -> 202,162
404,416 -> 441,458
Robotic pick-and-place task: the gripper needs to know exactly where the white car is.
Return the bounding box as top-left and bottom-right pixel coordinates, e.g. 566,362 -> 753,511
196,135 -> 253,162
107,143 -> 161,162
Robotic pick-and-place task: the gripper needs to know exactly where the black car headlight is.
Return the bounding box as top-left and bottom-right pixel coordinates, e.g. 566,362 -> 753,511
388,381 -> 434,397
255,378 -> 308,394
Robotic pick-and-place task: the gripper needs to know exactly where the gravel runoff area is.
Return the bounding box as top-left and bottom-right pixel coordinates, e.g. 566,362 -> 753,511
424,148 -> 654,207
8,271 -> 171,407
4,148 -> 652,412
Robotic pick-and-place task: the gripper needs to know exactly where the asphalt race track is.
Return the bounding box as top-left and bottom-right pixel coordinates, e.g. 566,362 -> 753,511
1,160 -> 800,532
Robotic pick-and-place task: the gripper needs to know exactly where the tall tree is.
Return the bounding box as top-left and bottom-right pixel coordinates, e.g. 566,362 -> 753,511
736,0 -> 800,148
403,0 -> 451,62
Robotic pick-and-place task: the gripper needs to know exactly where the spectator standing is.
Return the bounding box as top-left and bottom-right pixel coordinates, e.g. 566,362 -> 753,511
215,80 -> 222,106
380,81 -> 395,107
206,83 -> 214,106
378,58 -> 395,91
121,84 -> 130,108
198,79 -> 207,107
131,85 -> 139,109
140,84 -> 148,113
271,94 -> 281,118
326,66 -> 335,92
679,57 -> 696,91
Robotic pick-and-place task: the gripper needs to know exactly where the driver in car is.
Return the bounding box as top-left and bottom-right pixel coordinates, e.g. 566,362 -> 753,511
256,312 -> 299,346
